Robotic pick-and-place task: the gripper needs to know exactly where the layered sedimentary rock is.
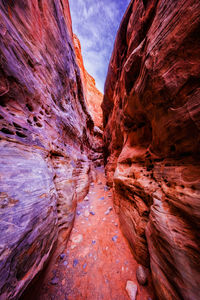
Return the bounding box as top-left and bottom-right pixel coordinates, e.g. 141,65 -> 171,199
0,1 -> 98,299
73,34 -> 103,129
102,0 -> 200,299
73,34 -> 103,166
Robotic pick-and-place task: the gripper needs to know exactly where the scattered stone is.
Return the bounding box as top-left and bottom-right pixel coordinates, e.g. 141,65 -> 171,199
98,181 -> 102,185
72,234 -> 83,244
63,261 -> 68,266
92,240 -> 96,244
50,277 -> 59,285
62,279 -> 66,286
73,259 -> 78,267
115,223 -> 118,227
89,253 -> 93,257
84,210 -> 90,217
136,265 -> 148,285
76,211 -> 81,216
126,281 -> 137,300
91,183 -> 94,187
60,253 -> 65,260
84,196 -> 89,201
105,206 -> 112,215
90,211 -> 95,215
112,235 -> 118,242
71,245 -> 76,249
99,197 -> 104,200
83,263 -> 87,269
104,186 -> 110,191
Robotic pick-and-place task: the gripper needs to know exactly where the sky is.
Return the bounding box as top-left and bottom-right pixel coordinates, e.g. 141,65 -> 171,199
69,0 -> 130,93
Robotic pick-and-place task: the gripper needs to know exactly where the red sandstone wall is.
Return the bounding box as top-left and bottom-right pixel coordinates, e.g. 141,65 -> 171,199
0,1 -> 97,298
73,34 -> 103,129
102,0 -> 200,299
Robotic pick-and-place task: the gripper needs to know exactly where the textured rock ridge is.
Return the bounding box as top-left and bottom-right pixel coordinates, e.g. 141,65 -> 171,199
0,1 -> 98,299
102,0 -> 200,299
73,34 -> 103,129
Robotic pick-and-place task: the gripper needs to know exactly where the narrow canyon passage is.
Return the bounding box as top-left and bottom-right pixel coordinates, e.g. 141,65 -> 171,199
0,1 -> 199,299
21,167 -> 154,300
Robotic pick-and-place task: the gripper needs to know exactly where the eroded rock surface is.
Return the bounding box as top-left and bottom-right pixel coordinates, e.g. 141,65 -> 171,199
102,0 -> 200,299
0,1 -> 100,299
73,34 -> 103,129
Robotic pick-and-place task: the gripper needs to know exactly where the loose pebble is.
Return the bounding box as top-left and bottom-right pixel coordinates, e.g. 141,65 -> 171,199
72,234 -> 83,244
63,261 -> 68,266
76,211 -> 81,216
90,211 -> 95,215
83,263 -> 87,269
126,281 -> 137,300
60,253 -> 65,260
92,240 -> 96,244
105,207 -> 112,215
50,277 -> 59,285
112,235 -> 118,242
136,265 -> 148,286
99,197 -> 104,200
73,259 -> 78,267
84,210 -> 90,217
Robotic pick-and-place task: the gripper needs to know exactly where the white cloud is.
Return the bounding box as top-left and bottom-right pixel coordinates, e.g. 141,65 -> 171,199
69,0 -> 129,93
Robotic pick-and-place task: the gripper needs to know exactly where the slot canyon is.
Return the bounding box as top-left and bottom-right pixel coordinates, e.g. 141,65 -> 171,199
0,0 -> 199,299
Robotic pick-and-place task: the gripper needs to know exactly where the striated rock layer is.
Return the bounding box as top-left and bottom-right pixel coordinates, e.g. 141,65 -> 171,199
73,34 -> 103,129
0,1 -> 99,299
102,0 -> 200,299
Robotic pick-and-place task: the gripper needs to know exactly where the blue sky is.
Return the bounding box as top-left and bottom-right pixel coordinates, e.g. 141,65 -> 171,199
69,0 -> 130,93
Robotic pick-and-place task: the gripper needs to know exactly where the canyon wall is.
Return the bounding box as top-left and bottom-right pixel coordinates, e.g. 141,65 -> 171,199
102,0 -> 200,299
73,34 -> 103,130
0,1 -> 98,299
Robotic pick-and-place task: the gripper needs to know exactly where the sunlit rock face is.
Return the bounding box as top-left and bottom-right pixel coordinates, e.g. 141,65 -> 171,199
102,0 -> 200,299
0,1 -> 97,299
73,34 -> 103,166
73,34 -> 103,130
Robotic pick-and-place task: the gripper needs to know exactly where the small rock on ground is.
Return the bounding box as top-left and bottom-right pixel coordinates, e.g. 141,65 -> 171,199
136,265 -> 148,285
72,234 -> 83,244
73,259 -> 78,267
90,211 -> 95,215
112,235 -> 118,242
50,277 -> 59,285
84,210 -> 90,217
126,281 -> 137,300
105,206 -> 112,215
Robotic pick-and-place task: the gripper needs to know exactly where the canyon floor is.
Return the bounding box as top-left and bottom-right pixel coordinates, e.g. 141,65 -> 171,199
21,167 -> 154,300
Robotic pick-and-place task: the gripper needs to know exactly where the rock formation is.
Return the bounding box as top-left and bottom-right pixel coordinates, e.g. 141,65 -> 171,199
73,34 -> 103,129
102,0 -> 200,299
0,1 -> 100,299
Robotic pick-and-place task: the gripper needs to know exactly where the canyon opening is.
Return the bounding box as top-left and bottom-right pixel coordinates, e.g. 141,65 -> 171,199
0,1 -> 199,300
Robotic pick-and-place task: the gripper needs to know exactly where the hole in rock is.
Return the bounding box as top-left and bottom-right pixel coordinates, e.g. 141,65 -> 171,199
16,131 -> 27,138
1,127 -> 14,135
26,103 -> 34,112
36,122 -> 42,127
